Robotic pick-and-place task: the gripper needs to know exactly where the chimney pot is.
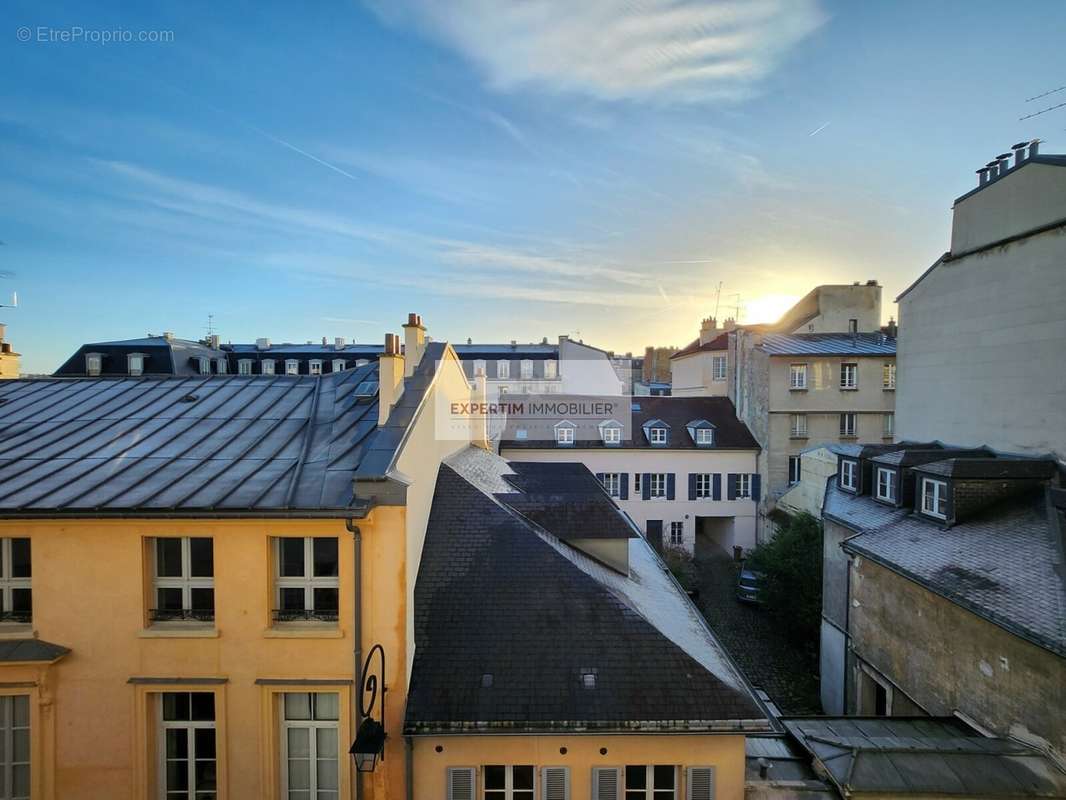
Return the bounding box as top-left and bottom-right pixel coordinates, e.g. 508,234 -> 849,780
977,167 -> 990,186
1029,139 -> 1040,158
384,333 -> 400,355
986,160 -> 1000,178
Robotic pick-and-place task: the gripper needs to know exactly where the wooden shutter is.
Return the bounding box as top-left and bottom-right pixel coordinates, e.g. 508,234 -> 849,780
542,766 -> 570,800
591,767 -> 621,800
447,767 -> 476,800
667,473 -> 676,500
641,473 -> 651,500
727,473 -> 737,500
688,473 -> 697,500
712,473 -> 722,501
686,766 -> 715,800
751,474 -> 761,501
620,473 -> 629,500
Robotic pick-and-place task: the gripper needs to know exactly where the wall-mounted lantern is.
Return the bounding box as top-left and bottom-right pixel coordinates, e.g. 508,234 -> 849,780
350,644 -> 387,773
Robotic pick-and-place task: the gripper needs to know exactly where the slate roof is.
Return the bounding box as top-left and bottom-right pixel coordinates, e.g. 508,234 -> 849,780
500,396 -> 759,451
913,457 -> 1057,480
824,481 -> 1066,657
782,717 -> 1066,797
405,446 -> 768,734
54,336 -> 226,377
757,333 -> 896,357
671,331 -> 729,359
870,447 -> 986,468
0,363 -> 382,514
0,638 -> 70,663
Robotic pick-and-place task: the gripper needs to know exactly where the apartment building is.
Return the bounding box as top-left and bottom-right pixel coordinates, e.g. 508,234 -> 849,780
501,396 -> 761,556
670,318 -> 732,397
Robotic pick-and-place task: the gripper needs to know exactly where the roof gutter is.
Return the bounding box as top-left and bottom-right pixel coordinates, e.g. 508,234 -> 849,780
0,507 -> 373,520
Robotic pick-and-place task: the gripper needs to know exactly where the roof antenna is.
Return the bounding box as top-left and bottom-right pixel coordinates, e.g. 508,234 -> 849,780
205,313 -> 215,337
713,281 -> 723,319
0,266 -> 17,309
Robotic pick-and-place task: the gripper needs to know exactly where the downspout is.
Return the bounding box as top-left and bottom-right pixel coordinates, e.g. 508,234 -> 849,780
346,518 -> 363,800
405,735 -> 414,800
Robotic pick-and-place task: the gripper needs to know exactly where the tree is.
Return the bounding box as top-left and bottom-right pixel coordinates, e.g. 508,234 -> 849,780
745,512 -> 823,648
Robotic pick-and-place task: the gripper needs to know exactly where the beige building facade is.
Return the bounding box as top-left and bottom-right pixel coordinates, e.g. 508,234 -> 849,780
0,324 -> 19,378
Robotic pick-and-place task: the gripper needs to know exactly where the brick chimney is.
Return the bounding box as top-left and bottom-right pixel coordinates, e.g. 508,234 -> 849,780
378,333 -> 405,426
723,317 -> 736,332
402,313 -> 426,378
698,317 -> 718,346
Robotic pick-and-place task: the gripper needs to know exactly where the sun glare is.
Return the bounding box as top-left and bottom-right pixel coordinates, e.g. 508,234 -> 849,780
743,294 -> 801,325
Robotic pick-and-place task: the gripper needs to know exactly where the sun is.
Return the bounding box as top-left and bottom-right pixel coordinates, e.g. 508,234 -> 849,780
742,294 -> 801,325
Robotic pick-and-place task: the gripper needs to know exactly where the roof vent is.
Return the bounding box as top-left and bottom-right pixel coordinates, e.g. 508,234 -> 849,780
579,670 -> 597,689
180,394 -> 198,403
480,673 -> 494,688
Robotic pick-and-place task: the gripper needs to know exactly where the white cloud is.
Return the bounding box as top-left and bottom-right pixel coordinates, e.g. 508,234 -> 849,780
366,0 -> 825,103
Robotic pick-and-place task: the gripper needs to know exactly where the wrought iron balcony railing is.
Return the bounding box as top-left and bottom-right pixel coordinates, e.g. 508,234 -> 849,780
272,608 -> 339,624
149,608 -> 215,623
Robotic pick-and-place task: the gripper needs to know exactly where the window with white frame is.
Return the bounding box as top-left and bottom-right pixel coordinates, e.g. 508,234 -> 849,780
85,353 -> 102,376
921,478 -> 948,519
332,359 -> 346,373
695,428 -> 714,445
882,362 -> 896,389
238,359 -> 253,375
215,358 -> 227,375
520,360 -> 534,379
128,353 -> 144,376
544,360 -> 558,379
0,695 -> 29,800
150,537 -> 214,623
789,456 -> 802,486
649,474 -> 667,498
483,765 -> 534,800
624,765 -> 676,799
883,412 -> 895,437
198,357 -> 211,376
473,359 -> 486,378
695,473 -> 713,498
356,359 -> 369,367
285,359 -> 300,376
633,473 -> 641,494
0,538 -> 31,624
736,474 -> 752,498
840,362 -> 858,389
669,522 -> 683,546
309,360 -> 323,376
840,460 -> 857,491
790,414 -> 808,437
160,692 -> 216,800
876,468 -> 896,502
840,412 -> 857,437
602,425 -> 622,445
274,538 -> 339,623
555,426 -> 575,445
262,359 -> 276,375
281,692 -> 340,800
648,427 -> 667,445
601,473 -> 621,498
848,318 -> 858,333
711,355 -> 727,381
497,360 -> 510,379
789,363 -> 808,389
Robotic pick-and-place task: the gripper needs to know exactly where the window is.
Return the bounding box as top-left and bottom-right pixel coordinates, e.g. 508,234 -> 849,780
695,428 -> 713,445
848,318 -> 858,333
262,359 -> 276,375
331,359 -> 346,373
649,427 -> 667,445
285,360 -> 300,376
484,765 -> 534,800
128,353 -> 144,376
555,426 -> 575,445
669,522 -> 683,546
789,363 -> 808,389
883,412 -> 895,437
544,360 -> 558,379
624,765 -> 676,800
238,359 -> 253,375
840,460 -> 857,491
840,363 -> 858,389
736,474 -> 751,498
281,692 -> 340,800
789,414 -> 808,437
633,473 -> 641,494
0,538 -> 31,624
356,359 -> 369,367
882,362 -> 896,389
601,473 -> 621,498
309,360 -> 323,376
160,692 -> 216,800
85,353 -> 102,376
215,358 -> 227,375
921,478 -> 948,519
497,360 -> 510,379
602,426 -> 622,445
274,538 -> 339,623
198,357 -> 211,376
151,537 -> 214,623
840,412 -> 857,437
0,696 -> 29,800
472,359 -> 486,378
711,355 -> 727,381
788,456 -> 802,486
649,474 -> 667,499
876,468 -> 896,502
520,360 -> 534,379
695,473 -> 713,499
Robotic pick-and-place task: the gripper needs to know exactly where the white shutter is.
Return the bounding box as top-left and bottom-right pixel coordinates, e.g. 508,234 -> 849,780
542,766 -> 570,800
447,767 -> 476,800
591,767 -> 621,800
686,766 -> 715,800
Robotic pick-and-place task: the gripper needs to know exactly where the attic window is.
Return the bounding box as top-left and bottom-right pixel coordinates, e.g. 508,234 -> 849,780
480,673 -> 494,689
695,429 -> 713,445
599,420 -> 623,446
85,353 -> 102,376
198,357 -> 211,376
354,380 -> 378,397
649,428 -> 667,445
840,459 -> 858,491
127,353 -> 144,376
555,424 -> 575,445
579,670 -> 597,689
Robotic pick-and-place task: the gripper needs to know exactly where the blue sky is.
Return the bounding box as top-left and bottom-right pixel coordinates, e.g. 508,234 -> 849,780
3,0 -> 1066,373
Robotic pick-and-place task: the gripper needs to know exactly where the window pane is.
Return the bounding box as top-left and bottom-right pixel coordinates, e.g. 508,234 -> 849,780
190,538 -> 213,577
313,588 -> 338,615
653,766 -> 674,788
10,539 -> 30,578
194,759 -> 217,791
280,587 -> 306,612
167,759 -> 190,791
12,696 -> 28,727
312,538 -> 338,577
626,765 -> 646,789
156,538 -> 183,578
287,757 -> 311,790
190,692 -> 215,721
484,765 -> 506,789
190,587 -> 214,616
12,764 -> 28,797
157,587 -> 183,611
195,728 -> 216,759
11,588 -> 31,615
288,792 -> 311,800
316,754 -> 338,790
313,693 -> 339,721
166,728 -> 188,759
163,693 -> 190,721
513,766 -> 534,789
288,726 -> 311,758
285,693 -> 312,721
12,728 -> 28,762
316,726 -> 338,759
279,538 -> 306,577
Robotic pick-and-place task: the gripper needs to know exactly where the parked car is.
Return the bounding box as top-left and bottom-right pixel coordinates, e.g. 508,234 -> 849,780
736,566 -> 765,604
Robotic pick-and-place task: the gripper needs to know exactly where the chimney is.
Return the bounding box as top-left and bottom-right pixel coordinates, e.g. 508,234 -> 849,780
986,160 -> 1000,179
378,333 -> 405,426
207,334 -> 220,350
334,337 -> 345,350
698,317 -> 717,345
723,317 -> 736,332
1011,141 -> 1028,167
402,313 -> 426,378
321,336 -> 328,346
256,337 -> 271,351
996,152 -> 1012,175
1029,139 -> 1040,158
473,364 -> 491,451
977,167 -> 990,186
885,317 -> 898,338
162,331 -> 174,342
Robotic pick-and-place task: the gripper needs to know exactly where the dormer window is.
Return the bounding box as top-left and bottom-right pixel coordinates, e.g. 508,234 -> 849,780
309,360 -> 323,376
544,359 -> 558,379
261,359 -> 275,375
127,353 -> 144,376
473,359 -> 486,378
198,357 -> 211,376
85,353 -> 102,376
497,360 -> 510,379
840,459 -> 858,492
356,359 -> 369,367
642,419 -> 670,446
555,421 -> 576,446
332,359 -> 346,373
285,359 -> 299,376
696,428 -> 713,445
920,478 -> 948,520
685,419 -> 715,447
215,358 -> 227,375
649,428 -> 667,445
520,359 -> 534,379
238,359 -> 253,375
876,468 -> 896,502
599,420 -> 623,446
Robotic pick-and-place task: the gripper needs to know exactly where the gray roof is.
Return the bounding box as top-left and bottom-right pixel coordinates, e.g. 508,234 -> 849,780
825,481 -> 1066,657
782,717 -> 1066,797
0,638 -> 70,663
0,363 -> 382,515
913,457 -> 1057,480
227,343 -> 382,355
757,333 -> 896,357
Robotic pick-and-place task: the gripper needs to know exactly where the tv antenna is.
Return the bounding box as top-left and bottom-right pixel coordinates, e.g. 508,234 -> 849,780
206,314 -> 216,337
712,281 -> 723,319
0,264 -> 17,309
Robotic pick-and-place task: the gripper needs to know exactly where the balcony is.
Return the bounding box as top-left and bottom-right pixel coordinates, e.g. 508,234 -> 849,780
272,609 -> 339,624
149,608 -> 215,623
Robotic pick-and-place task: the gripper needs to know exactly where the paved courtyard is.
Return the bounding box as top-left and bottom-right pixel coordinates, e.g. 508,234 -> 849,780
693,553 -> 822,715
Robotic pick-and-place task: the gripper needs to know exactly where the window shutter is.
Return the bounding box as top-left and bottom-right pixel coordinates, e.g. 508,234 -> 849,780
642,473 -> 651,501
751,474 -> 761,501
591,767 -> 621,800
620,473 -> 629,500
447,767 -> 476,800
542,766 -> 570,800
686,766 -> 715,800
727,473 -> 737,500
667,473 -> 676,500
688,473 -> 697,501
712,473 -> 721,501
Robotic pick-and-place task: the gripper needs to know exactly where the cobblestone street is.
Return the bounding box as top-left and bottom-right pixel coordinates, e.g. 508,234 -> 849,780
694,554 -> 822,715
